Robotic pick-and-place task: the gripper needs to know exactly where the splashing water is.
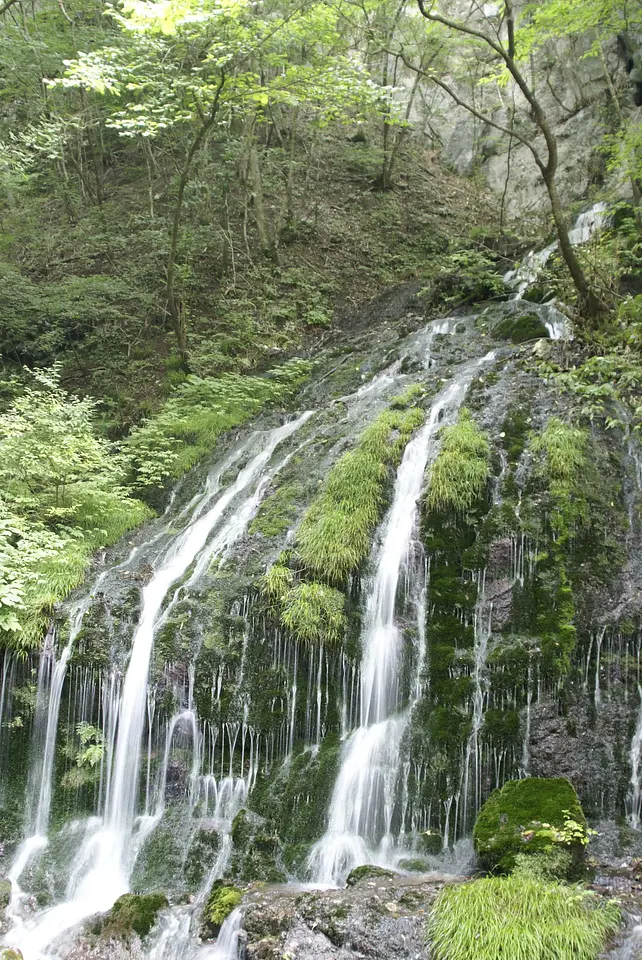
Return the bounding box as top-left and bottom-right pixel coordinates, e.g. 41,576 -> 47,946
308,352 -> 496,886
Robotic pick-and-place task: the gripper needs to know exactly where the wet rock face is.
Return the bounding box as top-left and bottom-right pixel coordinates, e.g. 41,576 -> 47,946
242,873 -> 462,960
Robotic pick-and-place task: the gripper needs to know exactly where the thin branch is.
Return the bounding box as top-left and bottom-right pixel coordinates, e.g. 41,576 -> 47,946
0,0 -> 21,15
391,47 -> 546,174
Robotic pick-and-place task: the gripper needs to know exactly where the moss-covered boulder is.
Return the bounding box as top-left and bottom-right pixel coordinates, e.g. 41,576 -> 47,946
473,777 -> 587,876
102,892 -> 168,941
1,950 -> 24,960
202,881 -> 242,938
345,865 -> 395,886
493,313 -> 549,343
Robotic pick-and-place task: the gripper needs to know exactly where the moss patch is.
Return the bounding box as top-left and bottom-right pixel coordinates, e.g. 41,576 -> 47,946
493,313 -> 550,343
203,882 -> 242,936
102,893 -> 168,941
427,409 -> 491,513
346,865 -> 395,885
473,777 -> 587,875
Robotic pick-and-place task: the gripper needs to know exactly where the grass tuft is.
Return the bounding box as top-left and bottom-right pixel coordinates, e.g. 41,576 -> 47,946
427,874 -> 620,960
427,409 -> 490,513
296,405 -> 424,583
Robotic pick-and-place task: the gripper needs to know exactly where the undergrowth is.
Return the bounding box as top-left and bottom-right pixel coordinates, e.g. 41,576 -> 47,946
427,874 -> 620,960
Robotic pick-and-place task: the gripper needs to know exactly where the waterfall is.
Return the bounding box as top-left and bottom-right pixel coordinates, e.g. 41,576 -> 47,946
461,572 -> 492,833
308,352 -> 495,886
503,201 -> 610,316
628,687 -> 642,829
3,412 -> 312,960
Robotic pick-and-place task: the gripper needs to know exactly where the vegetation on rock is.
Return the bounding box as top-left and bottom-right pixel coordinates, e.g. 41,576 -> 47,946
101,892 -> 169,941
473,777 -> 588,876
203,883 -> 242,935
427,410 -> 491,514
427,874 -> 620,960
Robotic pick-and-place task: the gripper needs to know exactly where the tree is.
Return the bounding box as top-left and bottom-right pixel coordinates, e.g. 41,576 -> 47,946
409,0 -> 605,320
55,0 -> 383,366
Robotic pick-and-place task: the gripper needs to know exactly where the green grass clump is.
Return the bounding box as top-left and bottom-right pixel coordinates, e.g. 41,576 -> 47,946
427,874 -> 620,960
389,383 -> 425,409
123,358 -> 312,488
427,409 -> 490,513
531,417 -> 586,486
296,406 -> 424,582
249,481 -> 303,538
280,582 -> 346,646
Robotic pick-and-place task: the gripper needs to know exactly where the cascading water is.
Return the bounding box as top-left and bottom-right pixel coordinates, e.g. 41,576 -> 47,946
308,351 -> 495,886
4,412 -> 312,960
628,687 -> 642,828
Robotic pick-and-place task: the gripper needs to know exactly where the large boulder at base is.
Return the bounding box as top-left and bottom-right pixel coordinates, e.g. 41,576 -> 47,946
473,776 -> 587,876
101,893 -> 169,941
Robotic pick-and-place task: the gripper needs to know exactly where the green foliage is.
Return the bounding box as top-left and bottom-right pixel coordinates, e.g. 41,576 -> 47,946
280,582 -> 346,646
0,367 -> 151,651
423,248 -> 505,309
473,777 -> 587,875
61,722 -> 104,790
530,418 -> 588,541
427,873 -> 620,960
204,883 -> 242,932
427,410 -> 491,513
296,405 -> 424,582
103,893 -> 169,941
123,359 -> 312,488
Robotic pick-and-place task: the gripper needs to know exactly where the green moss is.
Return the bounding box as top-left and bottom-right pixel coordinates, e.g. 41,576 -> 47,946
0,950 -> 24,960
296,405 -> 424,583
278,582 -> 346,646
389,383 -> 425,409
204,883 -> 242,933
346,865 -> 394,885
493,313 -> 550,343
249,481 -> 303,538
0,880 -> 11,908
427,874 -> 620,960
473,777 -> 587,876
104,893 -> 169,941
427,410 -> 491,513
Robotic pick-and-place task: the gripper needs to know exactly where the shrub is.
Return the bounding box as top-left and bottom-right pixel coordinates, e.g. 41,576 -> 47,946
473,777 -> 587,876
427,874 -> 620,960
427,409 -> 490,513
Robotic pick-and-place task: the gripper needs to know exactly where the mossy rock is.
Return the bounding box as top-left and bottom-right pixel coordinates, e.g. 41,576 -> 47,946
104,893 -> 168,941
419,830 -> 443,855
398,858 -> 430,872
492,313 -> 549,343
0,879 -> 12,908
345,865 -> 395,886
1,950 -> 23,960
203,882 -> 242,937
473,777 -> 587,876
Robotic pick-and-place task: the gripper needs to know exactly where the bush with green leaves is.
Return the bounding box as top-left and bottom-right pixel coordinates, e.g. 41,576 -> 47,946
427,873 -> 620,960
427,409 -> 490,513
0,367 -> 150,651
123,358 -> 312,488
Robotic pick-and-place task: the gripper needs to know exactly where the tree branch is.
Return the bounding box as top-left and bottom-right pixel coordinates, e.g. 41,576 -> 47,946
0,0 -> 21,15
391,47 -> 546,174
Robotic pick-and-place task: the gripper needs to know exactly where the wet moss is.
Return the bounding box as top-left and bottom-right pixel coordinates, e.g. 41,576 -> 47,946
249,481 -> 304,538
346,865 -> 394,885
101,893 -> 169,941
203,882 -> 242,936
473,777 -> 587,876
493,313 -> 549,343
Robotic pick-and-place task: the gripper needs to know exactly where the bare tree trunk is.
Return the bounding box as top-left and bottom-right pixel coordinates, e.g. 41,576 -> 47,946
166,75 -> 226,368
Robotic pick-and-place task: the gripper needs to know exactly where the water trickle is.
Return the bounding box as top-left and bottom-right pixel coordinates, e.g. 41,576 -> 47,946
628,687 -> 642,829
308,351 -> 495,886
4,412 -> 312,960
461,572 -> 493,833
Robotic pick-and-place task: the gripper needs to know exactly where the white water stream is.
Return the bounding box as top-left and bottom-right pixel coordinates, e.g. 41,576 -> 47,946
4,412 -> 312,960
309,350 -> 495,886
